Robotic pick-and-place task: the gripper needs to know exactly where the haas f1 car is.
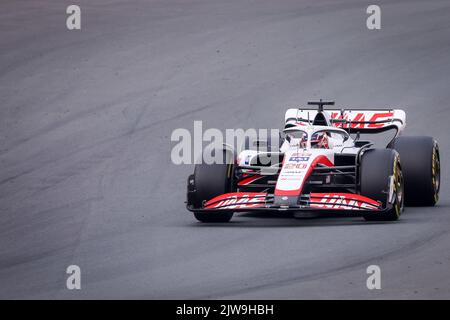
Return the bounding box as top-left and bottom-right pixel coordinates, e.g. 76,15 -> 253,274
186,101 -> 440,222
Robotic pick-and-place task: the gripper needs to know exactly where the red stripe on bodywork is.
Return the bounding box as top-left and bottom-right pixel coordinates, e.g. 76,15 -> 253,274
238,175 -> 264,186
204,192 -> 267,209
274,155 -> 334,196
309,193 -> 381,210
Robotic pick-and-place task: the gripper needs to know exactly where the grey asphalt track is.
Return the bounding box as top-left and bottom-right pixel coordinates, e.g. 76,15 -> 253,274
1,0 -> 450,299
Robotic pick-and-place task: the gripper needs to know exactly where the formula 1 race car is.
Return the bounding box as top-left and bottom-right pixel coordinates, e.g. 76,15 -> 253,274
186,100 -> 440,222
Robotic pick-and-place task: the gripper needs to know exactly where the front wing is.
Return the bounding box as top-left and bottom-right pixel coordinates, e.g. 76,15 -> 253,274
186,192 -> 391,216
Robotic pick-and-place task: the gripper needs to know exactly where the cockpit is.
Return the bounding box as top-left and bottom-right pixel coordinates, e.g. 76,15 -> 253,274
283,127 -> 349,150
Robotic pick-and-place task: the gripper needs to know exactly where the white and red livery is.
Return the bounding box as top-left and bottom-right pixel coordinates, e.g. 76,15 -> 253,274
187,101 -> 440,222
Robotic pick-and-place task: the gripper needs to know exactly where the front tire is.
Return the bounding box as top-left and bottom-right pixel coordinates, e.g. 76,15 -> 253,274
192,149 -> 234,223
360,149 -> 404,221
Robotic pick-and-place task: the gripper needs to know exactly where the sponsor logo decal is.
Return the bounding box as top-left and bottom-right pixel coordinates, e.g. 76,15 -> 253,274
291,152 -> 312,157
289,156 -> 309,162
205,193 -> 266,209
310,193 -> 380,210
330,111 -> 394,129
284,163 -> 308,170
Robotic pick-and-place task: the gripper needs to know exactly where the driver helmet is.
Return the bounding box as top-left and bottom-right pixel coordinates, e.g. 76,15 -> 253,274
310,132 -> 329,149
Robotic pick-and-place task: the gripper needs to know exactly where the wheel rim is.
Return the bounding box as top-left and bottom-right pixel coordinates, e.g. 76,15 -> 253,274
394,158 -> 404,217
432,144 -> 440,203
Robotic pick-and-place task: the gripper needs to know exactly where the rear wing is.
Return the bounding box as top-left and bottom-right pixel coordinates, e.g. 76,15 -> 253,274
284,108 -> 406,134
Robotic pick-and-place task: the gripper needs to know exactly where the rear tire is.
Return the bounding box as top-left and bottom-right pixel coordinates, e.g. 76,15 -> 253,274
360,149 -> 404,221
390,136 -> 440,206
192,149 -> 234,223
